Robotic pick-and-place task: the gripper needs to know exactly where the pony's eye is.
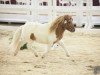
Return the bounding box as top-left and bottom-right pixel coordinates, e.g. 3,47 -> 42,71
71,18 -> 73,21
70,18 -> 73,22
64,20 -> 67,24
68,18 -> 73,22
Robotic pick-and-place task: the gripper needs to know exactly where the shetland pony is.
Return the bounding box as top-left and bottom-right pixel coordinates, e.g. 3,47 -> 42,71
10,15 -> 75,58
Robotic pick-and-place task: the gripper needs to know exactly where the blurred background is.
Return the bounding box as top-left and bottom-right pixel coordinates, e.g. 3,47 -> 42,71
0,0 -> 100,29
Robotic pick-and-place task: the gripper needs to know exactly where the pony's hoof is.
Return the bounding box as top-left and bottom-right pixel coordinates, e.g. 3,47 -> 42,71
41,56 -> 45,59
42,56 -> 44,59
14,53 -> 17,56
35,54 -> 38,57
14,54 -> 17,56
71,60 -> 75,62
66,54 -> 70,57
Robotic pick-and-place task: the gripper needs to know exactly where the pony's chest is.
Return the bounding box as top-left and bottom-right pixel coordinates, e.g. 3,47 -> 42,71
48,33 -> 57,43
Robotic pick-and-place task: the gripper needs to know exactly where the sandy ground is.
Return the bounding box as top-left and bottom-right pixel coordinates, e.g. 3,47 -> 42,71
0,24 -> 100,75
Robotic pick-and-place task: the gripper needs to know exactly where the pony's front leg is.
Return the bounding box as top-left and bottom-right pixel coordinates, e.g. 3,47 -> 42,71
42,44 -> 52,59
57,41 -> 70,57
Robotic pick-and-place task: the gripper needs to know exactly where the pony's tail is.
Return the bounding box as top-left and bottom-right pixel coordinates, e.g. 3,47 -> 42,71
10,26 -> 22,55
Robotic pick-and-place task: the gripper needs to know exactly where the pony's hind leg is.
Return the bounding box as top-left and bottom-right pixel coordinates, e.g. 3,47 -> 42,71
14,40 -> 21,56
42,43 -> 52,58
27,42 -> 38,57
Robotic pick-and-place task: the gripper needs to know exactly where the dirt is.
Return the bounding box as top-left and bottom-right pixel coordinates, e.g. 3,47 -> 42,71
0,25 -> 100,75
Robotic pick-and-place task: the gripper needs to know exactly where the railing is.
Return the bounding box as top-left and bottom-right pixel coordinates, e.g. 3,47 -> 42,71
0,0 -> 100,29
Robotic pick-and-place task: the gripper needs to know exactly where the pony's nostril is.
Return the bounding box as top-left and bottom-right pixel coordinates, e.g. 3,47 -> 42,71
71,29 -> 75,32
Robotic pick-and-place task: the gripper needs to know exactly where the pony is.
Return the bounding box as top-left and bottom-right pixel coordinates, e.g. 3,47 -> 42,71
10,15 -> 75,58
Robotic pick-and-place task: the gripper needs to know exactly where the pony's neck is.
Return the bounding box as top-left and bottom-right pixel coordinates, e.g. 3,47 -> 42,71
55,24 -> 66,42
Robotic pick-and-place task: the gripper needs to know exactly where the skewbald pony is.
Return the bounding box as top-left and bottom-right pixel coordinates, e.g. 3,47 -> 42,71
10,14 -> 75,58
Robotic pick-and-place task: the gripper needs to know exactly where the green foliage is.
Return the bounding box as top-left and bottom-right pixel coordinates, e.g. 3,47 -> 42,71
20,43 -> 27,50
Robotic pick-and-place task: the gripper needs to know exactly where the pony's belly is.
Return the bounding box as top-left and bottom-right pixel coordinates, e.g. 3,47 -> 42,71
35,33 -> 57,44
36,39 -> 48,44
35,36 -> 48,44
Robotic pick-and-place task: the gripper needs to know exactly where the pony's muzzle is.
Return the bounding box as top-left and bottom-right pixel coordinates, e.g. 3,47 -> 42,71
71,28 -> 75,32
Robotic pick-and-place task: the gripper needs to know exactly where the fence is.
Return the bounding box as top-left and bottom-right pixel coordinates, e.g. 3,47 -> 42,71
0,0 -> 100,29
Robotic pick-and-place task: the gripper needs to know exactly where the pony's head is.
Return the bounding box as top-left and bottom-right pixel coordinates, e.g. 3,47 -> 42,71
64,15 -> 75,32
50,15 -> 75,32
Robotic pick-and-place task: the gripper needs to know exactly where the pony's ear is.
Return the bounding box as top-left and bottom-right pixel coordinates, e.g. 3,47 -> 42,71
62,21 -> 66,29
64,20 -> 67,24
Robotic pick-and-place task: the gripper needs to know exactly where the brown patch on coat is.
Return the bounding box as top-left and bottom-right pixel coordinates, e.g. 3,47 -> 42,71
30,33 -> 36,40
53,23 -> 66,44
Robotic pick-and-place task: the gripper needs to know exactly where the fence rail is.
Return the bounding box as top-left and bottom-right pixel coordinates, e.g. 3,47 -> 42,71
0,0 -> 100,29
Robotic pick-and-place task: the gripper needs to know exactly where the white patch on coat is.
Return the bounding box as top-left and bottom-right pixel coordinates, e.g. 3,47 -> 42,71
21,22 -> 57,44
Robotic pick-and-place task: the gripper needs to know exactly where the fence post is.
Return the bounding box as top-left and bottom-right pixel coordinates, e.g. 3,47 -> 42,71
48,0 -> 53,21
52,0 -> 57,19
76,0 -> 83,27
84,0 -> 93,29
31,0 -> 38,22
